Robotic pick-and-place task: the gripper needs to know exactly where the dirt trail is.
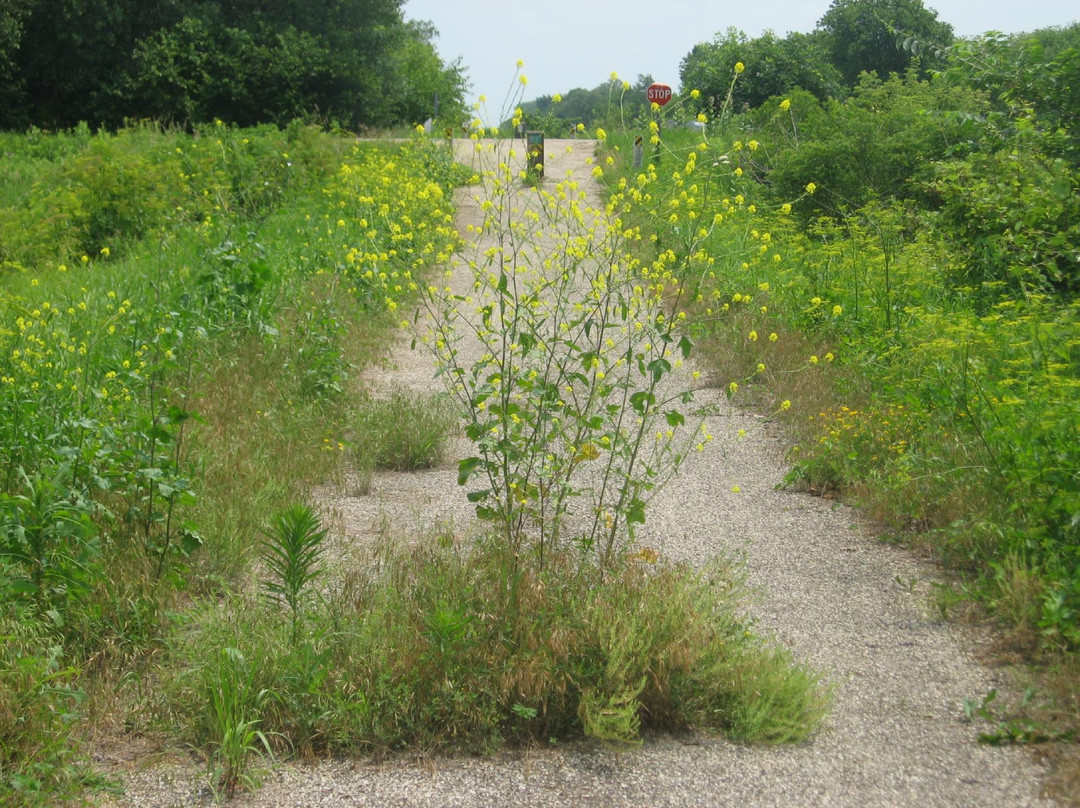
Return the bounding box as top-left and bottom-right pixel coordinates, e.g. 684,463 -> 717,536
109,139 -> 1054,807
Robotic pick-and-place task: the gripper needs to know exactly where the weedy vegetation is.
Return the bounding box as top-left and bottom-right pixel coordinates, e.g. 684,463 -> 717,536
595,23 -> 1080,788
0,79 -> 829,804
6,14 -> 1079,800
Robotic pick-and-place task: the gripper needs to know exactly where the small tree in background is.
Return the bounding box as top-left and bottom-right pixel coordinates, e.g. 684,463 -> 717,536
817,0 -> 954,86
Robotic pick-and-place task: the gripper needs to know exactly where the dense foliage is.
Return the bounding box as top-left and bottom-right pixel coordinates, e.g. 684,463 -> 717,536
817,0 -> 954,85
0,0 -> 467,130
619,13 -> 1080,655
681,28 -> 842,112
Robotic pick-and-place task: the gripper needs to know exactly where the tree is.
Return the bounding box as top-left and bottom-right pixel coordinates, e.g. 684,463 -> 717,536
0,0 -> 467,131
818,0 -> 954,86
938,28 -> 1080,166
383,21 -> 469,127
679,28 -> 843,114
0,0 -> 31,120
2,0 -> 188,128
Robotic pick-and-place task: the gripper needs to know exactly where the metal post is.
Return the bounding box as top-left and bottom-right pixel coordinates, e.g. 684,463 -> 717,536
652,111 -> 661,166
526,130 -> 544,179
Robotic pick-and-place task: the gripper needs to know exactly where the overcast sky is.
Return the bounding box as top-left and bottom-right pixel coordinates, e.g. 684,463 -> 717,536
403,0 -> 1079,119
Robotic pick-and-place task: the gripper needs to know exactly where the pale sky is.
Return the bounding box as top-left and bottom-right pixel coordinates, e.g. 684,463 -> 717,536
403,0 -> 1079,118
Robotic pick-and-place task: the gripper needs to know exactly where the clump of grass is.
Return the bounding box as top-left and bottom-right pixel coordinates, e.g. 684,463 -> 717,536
350,389 -> 457,474
164,530 -> 828,759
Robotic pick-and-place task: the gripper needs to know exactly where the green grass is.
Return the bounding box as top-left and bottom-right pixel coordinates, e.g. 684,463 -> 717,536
161,527 -> 827,761
351,389 -> 457,475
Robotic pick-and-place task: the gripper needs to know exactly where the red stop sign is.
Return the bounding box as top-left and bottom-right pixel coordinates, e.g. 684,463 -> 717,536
647,83 -> 673,107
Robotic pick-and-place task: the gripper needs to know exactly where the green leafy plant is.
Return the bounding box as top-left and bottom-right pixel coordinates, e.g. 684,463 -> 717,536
206,646 -> 273,799
260,504 -> 327,646
408,136 -> 712,572
0,466 -> 100,608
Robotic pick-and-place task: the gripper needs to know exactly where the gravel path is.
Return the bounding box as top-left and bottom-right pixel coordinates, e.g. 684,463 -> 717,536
106,138 -> 1054,807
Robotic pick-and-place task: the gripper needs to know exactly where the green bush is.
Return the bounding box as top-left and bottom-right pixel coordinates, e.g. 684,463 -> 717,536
750,72 -> 986,216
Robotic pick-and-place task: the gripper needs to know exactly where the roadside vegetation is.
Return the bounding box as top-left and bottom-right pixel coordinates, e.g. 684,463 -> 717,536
0,93 -> 825,808
591,9 -> 1080,798
3,0 -> 1079,802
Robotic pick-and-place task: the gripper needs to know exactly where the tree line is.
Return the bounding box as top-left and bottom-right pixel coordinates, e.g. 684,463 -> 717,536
522,0 -> 1075,137
0,0 -> 468,130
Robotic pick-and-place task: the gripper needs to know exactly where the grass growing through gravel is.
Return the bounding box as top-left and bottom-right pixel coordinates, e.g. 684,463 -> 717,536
351,389 -> 456,473
162,523 -> 827,767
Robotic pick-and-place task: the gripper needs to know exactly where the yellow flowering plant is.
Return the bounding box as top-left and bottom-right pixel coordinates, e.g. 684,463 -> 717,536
400,116 -> 711,569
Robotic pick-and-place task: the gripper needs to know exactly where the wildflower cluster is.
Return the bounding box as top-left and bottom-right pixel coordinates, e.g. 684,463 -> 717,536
0,127 -> 459,573
398,128 -> 713,567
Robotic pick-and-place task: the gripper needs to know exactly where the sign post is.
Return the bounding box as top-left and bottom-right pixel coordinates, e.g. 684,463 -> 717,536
526,130 -> 544,180
646,83 -> 672,167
